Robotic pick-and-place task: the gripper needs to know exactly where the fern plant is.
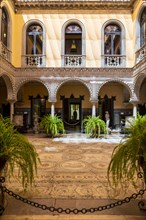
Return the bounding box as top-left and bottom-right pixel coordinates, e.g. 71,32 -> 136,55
39,114 -> 65,137
107,114 -> 146,189
0,114 -> 39,189
83,116 -> 107,138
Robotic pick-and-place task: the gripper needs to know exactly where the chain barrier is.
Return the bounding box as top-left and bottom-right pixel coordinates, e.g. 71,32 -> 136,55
0,176 -> 146,214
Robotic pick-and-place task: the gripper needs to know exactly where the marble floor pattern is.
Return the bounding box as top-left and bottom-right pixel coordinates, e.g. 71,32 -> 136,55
2,133 -> 146,219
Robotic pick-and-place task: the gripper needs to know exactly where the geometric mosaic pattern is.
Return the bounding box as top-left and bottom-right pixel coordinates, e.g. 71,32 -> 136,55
5,134 -> 146,201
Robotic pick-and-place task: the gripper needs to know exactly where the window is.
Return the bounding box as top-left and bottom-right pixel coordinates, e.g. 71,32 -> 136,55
104,24 -> 121,55
65,24 -> 82,55
1,7 -> 8,47
0,6 -> 11,62
26,23 -> 43,55
22,20 -> 46,67
140,7 -> 146,47
102,20 -> 125,67
61,20 -> 86,67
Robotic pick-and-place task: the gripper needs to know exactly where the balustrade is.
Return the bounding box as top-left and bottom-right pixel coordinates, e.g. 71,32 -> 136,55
0,42 -> 11,62
136,43 -> 146,63
104,55 -> 126,67
64,55 -> 84,67
22,54 -> 46,67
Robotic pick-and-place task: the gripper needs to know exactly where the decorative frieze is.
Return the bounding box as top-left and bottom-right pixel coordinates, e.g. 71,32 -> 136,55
13,0 -> 137,11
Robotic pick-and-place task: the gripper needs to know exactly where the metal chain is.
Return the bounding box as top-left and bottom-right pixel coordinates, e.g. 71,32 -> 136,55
0,177 -> 146,214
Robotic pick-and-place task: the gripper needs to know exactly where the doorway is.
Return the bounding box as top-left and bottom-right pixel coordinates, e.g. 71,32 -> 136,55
61,94 -> 83,132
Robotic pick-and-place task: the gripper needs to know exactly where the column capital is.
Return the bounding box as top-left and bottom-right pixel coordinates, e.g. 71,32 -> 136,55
48,99 -> 56,104
7,99 -> 16,104
90,98 -> 98,104
129,98 -> 139,105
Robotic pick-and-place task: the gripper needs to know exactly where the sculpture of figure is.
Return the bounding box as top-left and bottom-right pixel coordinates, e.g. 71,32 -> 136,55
105,111 -> 111,134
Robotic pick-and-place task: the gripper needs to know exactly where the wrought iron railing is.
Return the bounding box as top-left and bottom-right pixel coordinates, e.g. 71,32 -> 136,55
22,54 -> 46,67
0,41 -> 11,62
136,43 -> 146,64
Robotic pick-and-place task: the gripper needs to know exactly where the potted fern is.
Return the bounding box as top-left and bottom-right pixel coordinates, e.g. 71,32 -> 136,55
107,114 -> 146,189
83,116 -> 107,138
39,114 -> 65,138
0,114 -> 39,188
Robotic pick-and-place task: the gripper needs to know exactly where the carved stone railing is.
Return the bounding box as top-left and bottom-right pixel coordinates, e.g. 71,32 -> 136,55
0,41 -> 11,62
136,43 -> 146,64
103,55 -> 126,67
64,55 -> 85,67
22,54 -> 46,67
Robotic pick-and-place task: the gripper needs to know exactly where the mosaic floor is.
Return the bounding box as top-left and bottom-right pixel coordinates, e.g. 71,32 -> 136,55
5,133 -> 145,201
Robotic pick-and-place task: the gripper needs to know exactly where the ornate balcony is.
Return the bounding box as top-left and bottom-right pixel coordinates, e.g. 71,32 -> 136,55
0,41 -> 11,62
103,55 -> 126,67
22,54 -> 46,67
64,55 -> 85,67
136,43 -> 146,64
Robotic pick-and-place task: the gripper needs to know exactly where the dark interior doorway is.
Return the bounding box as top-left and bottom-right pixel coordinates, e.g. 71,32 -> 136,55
61,94 -> 84,132
29,94 -> 47,126
98,94 -> 116,128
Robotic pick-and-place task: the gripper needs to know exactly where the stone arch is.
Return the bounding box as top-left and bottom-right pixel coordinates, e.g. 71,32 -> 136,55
15,78 -> 50,98
61,19 -> 86,66
0,73 -> 15,100
133,72 -> 146,100
97,79 -> 133,98
55,78 -> 91,98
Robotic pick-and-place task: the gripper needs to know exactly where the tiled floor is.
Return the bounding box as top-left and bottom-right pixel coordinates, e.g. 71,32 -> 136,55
1,133 -> 146,219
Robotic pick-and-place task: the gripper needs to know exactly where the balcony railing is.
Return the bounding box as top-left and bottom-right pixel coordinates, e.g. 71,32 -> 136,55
136,43 -> 146,64
64,55 -> 85,67
22,54 -> 46,67
0,41 -> 11,62
103,55 -> 126,67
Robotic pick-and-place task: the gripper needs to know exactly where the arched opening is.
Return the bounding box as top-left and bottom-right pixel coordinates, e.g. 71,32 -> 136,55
0,77 -> 9,117
98,81 -> 132,129
138,77 -> 146,115
56,80 -> 91,132
15,81 -> 49,131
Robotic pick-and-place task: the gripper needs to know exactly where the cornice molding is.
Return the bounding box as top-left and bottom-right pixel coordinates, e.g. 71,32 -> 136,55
12,0 -> 138,12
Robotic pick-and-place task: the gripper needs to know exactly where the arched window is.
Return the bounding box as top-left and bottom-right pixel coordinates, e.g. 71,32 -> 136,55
22,20 -> 46,67
26,23 -> 43,55
1,7 -> 8,47
61,20 -> 86,67
0,6 -> 11,62
104,24 -> 121,55
65,24 -> 82,55
102,20 -> 125,67
140,7 -> 146,47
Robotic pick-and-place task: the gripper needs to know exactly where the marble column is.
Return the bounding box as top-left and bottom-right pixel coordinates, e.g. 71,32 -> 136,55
92,102 -> 96,117
130,97 -> 139,119
8,100 -> 15,122
51,102 -> 55,117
